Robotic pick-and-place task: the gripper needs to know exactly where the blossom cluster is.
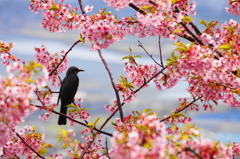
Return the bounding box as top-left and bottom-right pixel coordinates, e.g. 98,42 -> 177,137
0,56 -> 48,147
29,0 -> 198,50
111,113 -> 233,158
57,128 -> 106,158
34,45 -> 68,87
173,19 -> 240,107
167,124 -> 233,159
68,98 -> 90,126
232,142 -> 240,157
2,126 -> 46,158
30,0 -> 79,32
0,41 -> 19,66
111,113 -> 166,158
226,0 -> 240,15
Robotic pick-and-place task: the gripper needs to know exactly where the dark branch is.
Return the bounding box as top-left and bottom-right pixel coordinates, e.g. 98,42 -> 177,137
160,97 -> 202,122
138,40 -> 162,67
129,3 -> 147,15
80,138 -> 96,159
14,131 -> 45,159
105,137 -> 111,159
33,105 -> 112,137
176,33 -> 196,43
78,0 -> 86,15
49,40 -> 81,76
179,22 -> 204,45
98,49 -> 124,122
158,36 -> 164,67
100,67 -> 167,129
189,22 -> 202,36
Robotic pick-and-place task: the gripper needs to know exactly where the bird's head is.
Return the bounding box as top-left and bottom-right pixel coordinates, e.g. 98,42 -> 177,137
66,66 -> 84,75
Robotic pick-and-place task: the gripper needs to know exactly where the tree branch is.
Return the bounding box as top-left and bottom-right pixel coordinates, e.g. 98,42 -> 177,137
77,0 -> 86,15
176,33 -> 196,43
105,137 -> 111,159
129,3 -> 147,15
138,40 -> 162,67
33,105 -> 112,137
160,97 -> 202,122
158,36 -> 164,67
179,22 -> 204,45
49,40 -> 81,76
79,137 -> 96,159
98,49 -> 124,122
14,130 -> 45,159
189,22 -> 202,36
100,67 -> 167,129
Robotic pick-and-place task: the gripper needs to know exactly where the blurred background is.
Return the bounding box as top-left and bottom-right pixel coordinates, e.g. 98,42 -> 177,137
0,0 -> 239,155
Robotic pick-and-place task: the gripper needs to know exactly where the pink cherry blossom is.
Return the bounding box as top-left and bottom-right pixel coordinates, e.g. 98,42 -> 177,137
84,5 -> 93,13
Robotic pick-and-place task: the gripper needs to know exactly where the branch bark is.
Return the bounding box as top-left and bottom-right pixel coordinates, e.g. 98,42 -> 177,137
33,105 -> 112,137
49,40 -> 81,76
14,131 -> 45,159
160,97 -> 202,123
77,0 -> 86,15
100,67 -> 167,129
98,49 -> 124,122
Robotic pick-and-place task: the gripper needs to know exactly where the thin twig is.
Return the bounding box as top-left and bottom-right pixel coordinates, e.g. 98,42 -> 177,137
160,97 -> 202,122
14,131 -> 45,159
158,36 -> 164,67
33,105 -> 112,137
34,90 -> 45,106
49,40 -> 81,76
78,0 -> 86,15
98,49 -> 124,122
138,40 -> 162,67
100,67 -> 167,129
79,138 -> 96,159
105,137 -> 111,159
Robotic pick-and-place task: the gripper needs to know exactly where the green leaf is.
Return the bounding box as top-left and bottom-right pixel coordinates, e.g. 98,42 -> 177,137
142,109 -> 152,113
198,20 -> 207,26
122,56 -> 130,60
87,123 -> 94,128
134,55 -> 142,58
189,42 -> 195,48
173,29 -> 182,34
66,104 -> 78,109
219,44 -> 231,50
60,129 -> 68,137
140,6 -> 152,10
81,108 -> 89,111
208,20 -> 218,27
93,117 -> 101,127
182,16 -> 193,23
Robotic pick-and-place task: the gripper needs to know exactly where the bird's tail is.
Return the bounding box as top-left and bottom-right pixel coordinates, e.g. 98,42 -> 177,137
58,104 -> 67,125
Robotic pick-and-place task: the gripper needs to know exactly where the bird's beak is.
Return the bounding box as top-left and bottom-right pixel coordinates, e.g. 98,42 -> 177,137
78,69 -> 85,72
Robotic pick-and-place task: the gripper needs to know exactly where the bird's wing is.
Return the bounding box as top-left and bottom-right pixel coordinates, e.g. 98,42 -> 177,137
57,83 -> 63,105
60,74 -> 79,105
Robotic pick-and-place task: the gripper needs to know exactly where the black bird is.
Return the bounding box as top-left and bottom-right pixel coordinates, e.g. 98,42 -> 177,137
57,66 -> 84,125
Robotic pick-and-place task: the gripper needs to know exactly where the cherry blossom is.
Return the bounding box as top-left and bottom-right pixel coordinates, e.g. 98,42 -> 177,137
34,45 -> 68,87
226,0 -> 240,15
84,5 -> 93,13
0,58 -> 48,147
